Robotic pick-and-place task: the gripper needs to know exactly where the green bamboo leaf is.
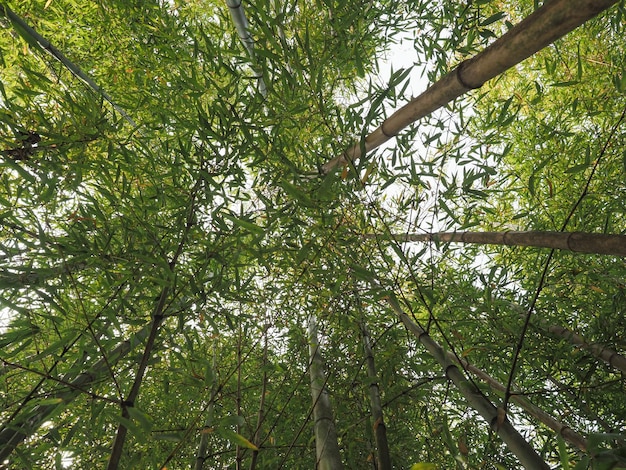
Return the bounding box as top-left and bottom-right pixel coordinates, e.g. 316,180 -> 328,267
126,406 -> 153,434
223,213 -> 264,235
576,42 -> 583,81
572,457 -> 590,470
219,415 -> 245,427
0,322 -> 39,348
217,428 -> 259,451
565,163 -> 589,174
528,174 -> 536,196
557,435 -> 570,470
411,463 -> 437,470
350,264 -> 376,281
1,160 -> 36,183
480,12 -> 506,26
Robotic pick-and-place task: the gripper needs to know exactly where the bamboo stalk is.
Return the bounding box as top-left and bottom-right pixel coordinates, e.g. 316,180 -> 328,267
194,346 -> 218,470
308,315 -> 344,470
535,319 -> 626,375
321,0 -> 618,174
360,320 -> 392,470
367,231 -> 626,257
383,294 -> 550,469
446,351 -> 588,451
248,329 -> 268,470
225,0 -> 268,97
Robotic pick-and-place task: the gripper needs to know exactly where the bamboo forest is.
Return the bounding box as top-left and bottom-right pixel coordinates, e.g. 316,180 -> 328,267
1,0 -> 625,468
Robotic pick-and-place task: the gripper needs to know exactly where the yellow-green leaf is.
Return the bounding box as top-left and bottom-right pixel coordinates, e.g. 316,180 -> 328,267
218,428 -> 259,451
411,464 -> 437,470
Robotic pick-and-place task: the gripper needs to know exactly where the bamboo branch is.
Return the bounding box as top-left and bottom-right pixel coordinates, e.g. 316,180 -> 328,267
365,231 -> 626,257
321,0 -> 618,174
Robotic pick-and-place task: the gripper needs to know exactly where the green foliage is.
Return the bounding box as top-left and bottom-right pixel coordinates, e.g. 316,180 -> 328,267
0,0 -> 624,469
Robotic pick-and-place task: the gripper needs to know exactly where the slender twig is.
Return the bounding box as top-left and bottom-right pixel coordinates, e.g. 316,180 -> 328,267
504,105 -> 626,410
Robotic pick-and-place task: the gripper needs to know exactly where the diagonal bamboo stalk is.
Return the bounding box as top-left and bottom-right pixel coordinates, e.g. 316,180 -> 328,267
248,324 -> 269,470
534,318 -> 626,375
321,0 -> 618,174
445,350 -> 588,451
0,3 -> 137,128
382,293 -> 550,469
366,231 -> 626,257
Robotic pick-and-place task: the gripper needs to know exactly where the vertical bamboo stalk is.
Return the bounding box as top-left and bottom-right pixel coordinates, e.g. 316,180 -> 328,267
360,321 -> 392,470
308,315 -> 344,470
248,329 -> 268,470
195,346 -> 218,470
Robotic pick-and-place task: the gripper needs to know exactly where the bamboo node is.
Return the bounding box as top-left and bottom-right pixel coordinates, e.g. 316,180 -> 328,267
456,60 -> 483,90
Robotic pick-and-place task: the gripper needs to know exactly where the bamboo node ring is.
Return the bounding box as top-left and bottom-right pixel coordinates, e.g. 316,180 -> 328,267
456,60 -> 483,90
381,122 -> 396,138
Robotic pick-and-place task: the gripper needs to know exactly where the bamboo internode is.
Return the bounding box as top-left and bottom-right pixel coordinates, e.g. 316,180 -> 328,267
321,0 -> 618,174
372,231 -> 626,257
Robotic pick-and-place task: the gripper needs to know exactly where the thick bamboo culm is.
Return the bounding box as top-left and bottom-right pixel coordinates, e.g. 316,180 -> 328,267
382,291 -> 550,469
322,0 -> 618,174
370,231 -> 626,257
447,351 -> 589,452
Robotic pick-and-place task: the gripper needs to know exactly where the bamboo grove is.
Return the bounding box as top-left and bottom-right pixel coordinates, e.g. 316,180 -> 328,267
0,0 -> 625,468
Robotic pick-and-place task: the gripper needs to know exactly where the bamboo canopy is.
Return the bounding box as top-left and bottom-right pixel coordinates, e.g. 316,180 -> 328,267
369,231 -> 626,257
321,0 -> 618,174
